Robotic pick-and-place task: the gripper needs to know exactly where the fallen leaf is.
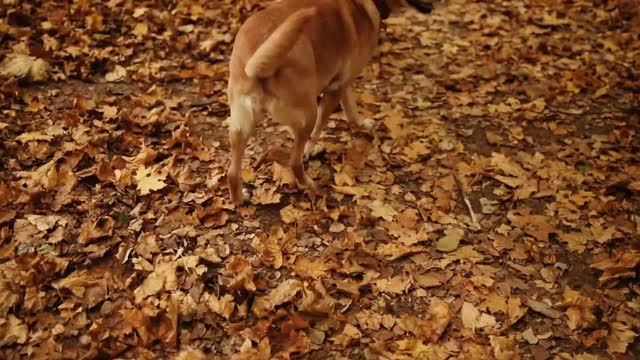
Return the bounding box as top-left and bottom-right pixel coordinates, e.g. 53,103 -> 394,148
606,322 -> 637,354
368,200 -> 398,221
253,279 -> 302,317
135,165 -> 167,195
436,228 -> 464,252
106,65 -> 127,82
0,54 -> 51,82
374,276 -> 410,294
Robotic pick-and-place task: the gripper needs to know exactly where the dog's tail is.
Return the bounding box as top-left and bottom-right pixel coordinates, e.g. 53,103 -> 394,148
244,7 -> 317,78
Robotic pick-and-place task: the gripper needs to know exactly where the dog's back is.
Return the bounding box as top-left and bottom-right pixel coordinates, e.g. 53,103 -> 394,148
228,0 -> 380,100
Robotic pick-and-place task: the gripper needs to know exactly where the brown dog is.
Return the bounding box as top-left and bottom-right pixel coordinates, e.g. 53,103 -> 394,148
227,0 -> 432,204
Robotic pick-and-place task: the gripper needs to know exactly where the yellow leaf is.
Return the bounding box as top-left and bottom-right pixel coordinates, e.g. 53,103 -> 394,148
272,162 -> 295,186
134,166 -> 167,195
133,22 -> 148,36
436,228 -> 464,252
0,54 -> 51,82
507,297 -> 527,325
482,293 -> 508,314
559,231 -> 589,253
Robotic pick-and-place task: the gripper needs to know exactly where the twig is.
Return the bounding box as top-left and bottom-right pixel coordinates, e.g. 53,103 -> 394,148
454,166 -> 480,230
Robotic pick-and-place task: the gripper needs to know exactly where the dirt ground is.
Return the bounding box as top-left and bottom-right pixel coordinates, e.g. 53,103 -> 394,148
1,0 -> 639,359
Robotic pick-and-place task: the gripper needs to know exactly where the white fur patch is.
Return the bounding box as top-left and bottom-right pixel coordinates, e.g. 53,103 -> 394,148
361,118 -> 376,130
229,95 -> 257,135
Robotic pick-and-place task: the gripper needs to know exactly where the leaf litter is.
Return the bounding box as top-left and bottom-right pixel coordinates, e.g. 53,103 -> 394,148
0,0 -> 639,358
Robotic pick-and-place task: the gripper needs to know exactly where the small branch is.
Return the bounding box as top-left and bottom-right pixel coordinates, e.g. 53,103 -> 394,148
454,166 -> 480,230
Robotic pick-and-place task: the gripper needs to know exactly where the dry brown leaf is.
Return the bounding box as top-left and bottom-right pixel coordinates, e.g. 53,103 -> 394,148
253,279 -> 302,317
367,200 -> 398,221
292,256 -> 331,278
556,287 -> 597,330
298,280 -> 336,315
606,322 -> 637,354
374,275 -> 410,294
223,256 -> 257,292
133,261 -> 177,303
591,251 -> 640,284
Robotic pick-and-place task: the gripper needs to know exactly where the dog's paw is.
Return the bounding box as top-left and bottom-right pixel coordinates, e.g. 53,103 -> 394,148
230,188 -> 250,206
304,141 -> 324,160
361,118 -> 376,130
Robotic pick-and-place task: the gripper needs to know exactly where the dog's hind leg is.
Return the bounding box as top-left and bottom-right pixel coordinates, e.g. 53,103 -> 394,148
273,102 -> 319,192
227,95 -> 260,205
304,90 -> 342,159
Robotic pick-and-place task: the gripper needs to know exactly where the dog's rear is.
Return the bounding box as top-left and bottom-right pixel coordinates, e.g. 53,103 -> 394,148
226,4 -> 322,204
225,0 -> 433,205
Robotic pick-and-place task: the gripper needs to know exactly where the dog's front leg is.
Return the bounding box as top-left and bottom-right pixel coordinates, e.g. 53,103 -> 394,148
341,86 -> 375,130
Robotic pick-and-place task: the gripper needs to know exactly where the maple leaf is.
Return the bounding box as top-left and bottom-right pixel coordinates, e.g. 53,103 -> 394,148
0,315 -> 28,346
280,204 -> 306,224
251,185 -> 282,205
482,293 -> 508,314
375,242 -> 424,261
507,297 -> 527,326
272,162 -> 296,186
223,256 -> 257,292
251,226 -> 284,269
606,322 -> 637,354
77,216 -> 114,244
134,165 -> 167,195
398,299 -> 450,343
368,200 -> 398,221
292,255 -> 331,278
204,293 -> 235,320
231,338 -> 272,360
332,185 -> 368,197
556,287 -> 597,330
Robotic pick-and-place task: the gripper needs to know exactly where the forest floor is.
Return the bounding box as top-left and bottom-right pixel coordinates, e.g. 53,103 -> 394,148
1,0 -> 639,359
